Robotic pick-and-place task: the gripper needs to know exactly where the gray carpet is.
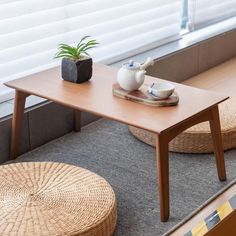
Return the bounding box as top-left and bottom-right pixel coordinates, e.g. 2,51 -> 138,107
11,119 -> 236,236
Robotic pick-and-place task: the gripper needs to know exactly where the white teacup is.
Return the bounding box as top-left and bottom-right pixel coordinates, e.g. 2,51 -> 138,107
148,82 -> 175,99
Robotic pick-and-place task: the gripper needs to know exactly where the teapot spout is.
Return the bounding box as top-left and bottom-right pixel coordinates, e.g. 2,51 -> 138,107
135,70 -> 146,84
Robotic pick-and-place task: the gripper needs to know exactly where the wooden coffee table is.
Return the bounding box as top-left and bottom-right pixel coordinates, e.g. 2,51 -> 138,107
5,63 -> 228,222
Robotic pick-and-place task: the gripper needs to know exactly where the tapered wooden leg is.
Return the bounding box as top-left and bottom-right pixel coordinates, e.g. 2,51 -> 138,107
156,133 -> 169,222
74,110 -> 81,132
209,106 -> 227,181
10,90 -> 29,160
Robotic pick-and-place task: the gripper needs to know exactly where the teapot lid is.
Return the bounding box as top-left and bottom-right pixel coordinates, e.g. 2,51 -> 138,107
122,60 -> 140,70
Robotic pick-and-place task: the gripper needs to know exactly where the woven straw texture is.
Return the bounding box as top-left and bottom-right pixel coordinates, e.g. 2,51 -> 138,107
129,58 -> 236,153
0,162 -> 117,236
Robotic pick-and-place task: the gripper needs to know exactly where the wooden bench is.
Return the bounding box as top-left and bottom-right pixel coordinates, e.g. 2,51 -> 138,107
167,182 -> 236,236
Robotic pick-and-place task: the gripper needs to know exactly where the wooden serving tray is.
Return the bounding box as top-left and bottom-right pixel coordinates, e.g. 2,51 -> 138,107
112,83 -> 179,107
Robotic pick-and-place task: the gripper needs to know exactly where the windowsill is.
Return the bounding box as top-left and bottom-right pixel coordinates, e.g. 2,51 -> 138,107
112,16 -> 236,67
0,17 -> 235,120
0,96 -> 48,119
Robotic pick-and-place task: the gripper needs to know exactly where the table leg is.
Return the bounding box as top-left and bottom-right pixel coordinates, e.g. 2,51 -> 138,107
209,106 -> 227,181
74,110 -> 81,132
10,90 -> 29,160
156,133 -> 169,222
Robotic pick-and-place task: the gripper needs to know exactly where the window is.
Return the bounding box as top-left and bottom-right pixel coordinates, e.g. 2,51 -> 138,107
187,0 -> 236,30
0,0 -> 182,103
0,0 -> 236,103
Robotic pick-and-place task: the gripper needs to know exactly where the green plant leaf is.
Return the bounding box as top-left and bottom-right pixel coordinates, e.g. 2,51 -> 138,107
81,42 -> 98,52
77,35 -> 90,48
78,40 -> 98,55
54,36 -> 98,60
54,53 -> 75,59
81,45 -> 97,53
58,44 -> 74,50
58,45 -> 75,53
81,51 -> 90,57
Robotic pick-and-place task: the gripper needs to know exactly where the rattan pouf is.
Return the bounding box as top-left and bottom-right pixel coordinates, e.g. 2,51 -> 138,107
0,162 -> 117,236
129,58 -> 236,153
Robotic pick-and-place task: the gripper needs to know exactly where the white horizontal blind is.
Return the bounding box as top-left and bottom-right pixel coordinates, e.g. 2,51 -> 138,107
0,0 -> 182,102
188,0 -> 236,30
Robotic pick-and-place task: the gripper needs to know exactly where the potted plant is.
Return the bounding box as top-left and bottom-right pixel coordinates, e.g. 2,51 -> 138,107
54,36 -> 98,83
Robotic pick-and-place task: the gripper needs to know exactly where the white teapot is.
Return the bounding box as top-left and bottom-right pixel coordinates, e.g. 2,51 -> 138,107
117,57 -> 154,91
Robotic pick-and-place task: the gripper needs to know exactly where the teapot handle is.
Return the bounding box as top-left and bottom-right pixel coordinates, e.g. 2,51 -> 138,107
140,57 -> 154,70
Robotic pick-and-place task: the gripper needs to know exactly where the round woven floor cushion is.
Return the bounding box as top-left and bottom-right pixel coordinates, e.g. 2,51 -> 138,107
0,162 -> 117,236
129,59 -> 236,153
130,97 -> 236,153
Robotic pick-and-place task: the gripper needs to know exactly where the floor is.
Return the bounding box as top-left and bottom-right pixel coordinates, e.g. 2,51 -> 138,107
10,119 -> 236,236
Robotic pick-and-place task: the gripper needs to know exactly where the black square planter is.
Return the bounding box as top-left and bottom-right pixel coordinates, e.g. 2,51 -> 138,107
61,57 -> 93,83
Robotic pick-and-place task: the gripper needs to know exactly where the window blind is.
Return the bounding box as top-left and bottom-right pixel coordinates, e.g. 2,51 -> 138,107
188,0 -> 236,30
0,0 -> 182,95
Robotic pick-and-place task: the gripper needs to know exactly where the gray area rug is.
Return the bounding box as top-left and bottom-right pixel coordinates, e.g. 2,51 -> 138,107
11,119 -> 236,236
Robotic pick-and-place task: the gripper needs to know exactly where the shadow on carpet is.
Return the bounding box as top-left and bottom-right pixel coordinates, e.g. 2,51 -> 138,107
11,119 -> 236,236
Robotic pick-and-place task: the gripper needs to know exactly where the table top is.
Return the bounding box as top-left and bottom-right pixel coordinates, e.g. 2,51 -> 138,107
5,63 -> 228,134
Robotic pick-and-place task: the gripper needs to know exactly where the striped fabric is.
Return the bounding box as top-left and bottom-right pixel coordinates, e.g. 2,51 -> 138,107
0,0 -> 182,103
185,195 -> 236,236
188,0 -> 236,30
